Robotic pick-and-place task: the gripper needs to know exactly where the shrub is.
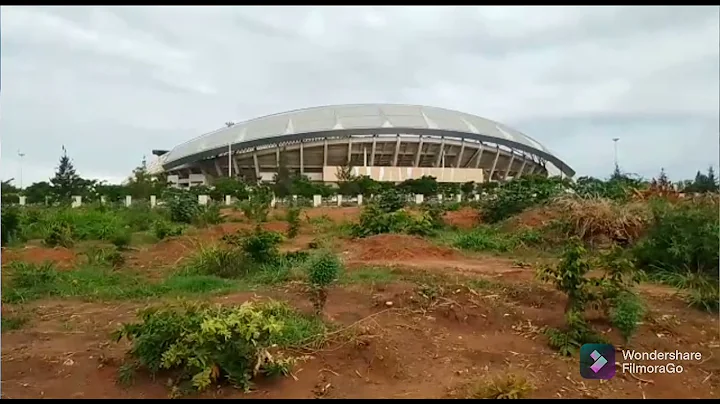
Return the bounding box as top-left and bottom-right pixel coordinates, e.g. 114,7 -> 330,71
113,300 -> 310,394
240,226 -> 283,263
453,227 -> 515,252
286,207 -> 302,239
43,221 -> 75,248
553,196 -> 650,246
110,230 -> 132,251
193,204 -> 224,227
481,175 -> 568,223
306,250 -> 342,314
83,246 -> 126,268
1,206 -> 21,246
537,239 -> 644,354
239,187 -> 273,222
152,220 -> 184,240
632,198 -> 719,278
376,188 -> 406,213
183,245 -> 250,278
164,191 -> 200,224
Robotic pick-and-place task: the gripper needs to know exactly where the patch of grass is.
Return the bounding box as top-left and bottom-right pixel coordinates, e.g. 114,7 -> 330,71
1,315 -> 28,332
340,266 -> 396,285
1,261 -> 244,304
650,270 -> 719,312
467,373 -> 534,399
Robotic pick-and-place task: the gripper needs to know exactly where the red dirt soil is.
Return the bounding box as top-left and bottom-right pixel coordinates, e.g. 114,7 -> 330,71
503,206 -> 563,230
2,246 -> 77,269
443,207 -> 481,229
2,281 -> 718,399
344,234 -> 458,262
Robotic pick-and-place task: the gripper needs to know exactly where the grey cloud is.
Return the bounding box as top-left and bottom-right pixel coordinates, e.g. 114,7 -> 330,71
1,6 -> 718,185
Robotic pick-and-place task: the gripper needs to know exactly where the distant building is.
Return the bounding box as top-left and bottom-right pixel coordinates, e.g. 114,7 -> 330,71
148,104 -> 574,188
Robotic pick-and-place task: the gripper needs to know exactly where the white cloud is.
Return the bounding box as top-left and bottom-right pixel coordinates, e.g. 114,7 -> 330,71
1,5 -> 718,186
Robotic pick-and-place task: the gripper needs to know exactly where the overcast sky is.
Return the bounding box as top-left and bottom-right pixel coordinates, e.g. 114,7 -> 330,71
1,6 -> 718,186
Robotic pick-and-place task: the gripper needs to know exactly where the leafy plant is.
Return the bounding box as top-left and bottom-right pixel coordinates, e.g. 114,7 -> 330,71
164,191 -> 200,224
83,246 -> 126,268
113,300 -> 310,394
1,206 -> 21,246
240,226 -> 283,263
376,188 -> 406,213
43,221 -> 75,248
152,219 -> 184,240
286,206 -> 302,239
182,245 -> 250,278
306,250 -> 342,315
481,175 -> 568,223
193,203 -> 224,227
537,238 -> 643,353
110,230 -> 132,251
239,187 -> 273,222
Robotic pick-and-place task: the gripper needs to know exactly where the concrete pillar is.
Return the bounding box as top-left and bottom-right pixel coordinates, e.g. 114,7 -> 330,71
100,196 -> 107,205
225,195 -> 232,206
474,194 -> 480,201
198,195 -> 209,206
71,195 -> 82,208
292,195 -> 298,204
415,194 -> 424,204
271,196 -> 277,208
150,195 -> 157,208
437,194 -> 443,203
18,196 -> 26,206
125,195 -> 132,207
456,194 -> 462,203
313,195 -> 322,207
357,194 -> 363,206
337,194 -> 343,207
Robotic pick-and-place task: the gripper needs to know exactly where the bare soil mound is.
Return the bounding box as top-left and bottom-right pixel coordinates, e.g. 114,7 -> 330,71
346,234 -> 458,262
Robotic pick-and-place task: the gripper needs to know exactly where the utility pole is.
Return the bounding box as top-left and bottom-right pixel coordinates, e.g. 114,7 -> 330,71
17,150 -> 25,190
612,138 -> 620,171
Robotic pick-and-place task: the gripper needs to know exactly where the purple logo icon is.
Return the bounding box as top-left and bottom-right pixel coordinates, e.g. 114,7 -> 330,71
580,344 -> 615,379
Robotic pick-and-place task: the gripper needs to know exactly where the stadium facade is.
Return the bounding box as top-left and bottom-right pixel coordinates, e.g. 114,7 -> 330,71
147,104 -> 575,188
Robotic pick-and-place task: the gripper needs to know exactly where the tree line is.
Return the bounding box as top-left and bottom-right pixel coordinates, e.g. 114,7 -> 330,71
1,147 -> 718,206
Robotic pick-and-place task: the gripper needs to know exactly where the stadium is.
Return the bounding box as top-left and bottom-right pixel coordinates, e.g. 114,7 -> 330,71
148,104 -> 575,188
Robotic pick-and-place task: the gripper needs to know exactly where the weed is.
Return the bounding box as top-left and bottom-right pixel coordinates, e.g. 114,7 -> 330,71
467,373 -> 534,399
83,246 -> 126,268
306,250 -> 342,315
110,230 -> 132,251
113,300 -> 323,394
182,245 -> 250,278
240,226 -> 283,263
453,227 -> 514,252
286,206 -> 302,239
193,204 -> 224,227
1,314 -> 28,332
152,219 -> 184,240
1,206 -> 21,246
164,191 -> 201,224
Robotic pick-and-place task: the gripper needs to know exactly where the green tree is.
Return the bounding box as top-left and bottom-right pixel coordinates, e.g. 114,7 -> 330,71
50,146 -> 85,203
272,148 -> 293,198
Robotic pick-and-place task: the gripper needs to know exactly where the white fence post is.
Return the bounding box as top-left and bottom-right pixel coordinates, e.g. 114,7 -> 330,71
437,194 -> 443,203
125,195 -> 132,207
357,194 -> 363,206
100,196 -> 107,205
150,195 -> 157,208
71,195 -> 82,208
225,195 -> 232,206
198,195 -> 209,206
456,194 -> 462,203
415,194 -> 424,204
271,196 -> 277,208
18,196 -> 26,206
474,194 -> 480,201
313,195 -> 322,207
337,194 -> 343,207
292,195 -> 298,204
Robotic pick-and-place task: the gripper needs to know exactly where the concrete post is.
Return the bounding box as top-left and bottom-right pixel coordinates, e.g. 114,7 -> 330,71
150,195 -> 157,208
198,195 -> 209,206
271,196 -> 277,208
225,195 -> 232,206
313,194 -> 322,207
474,194 -> 480,201
292,195 -> 298,204
100,195 -> 107,205
337,194 -> 343,207
18,196 -> 26,206
125,195 -> 132,207
71,195 -> 82,208
415,194 -> 424,204
437,194 -> 443,203
357,194 -> 363,206
456,194 -> 462,203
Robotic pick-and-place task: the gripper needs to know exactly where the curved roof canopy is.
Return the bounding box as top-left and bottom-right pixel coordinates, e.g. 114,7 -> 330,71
161,104 -> 574,177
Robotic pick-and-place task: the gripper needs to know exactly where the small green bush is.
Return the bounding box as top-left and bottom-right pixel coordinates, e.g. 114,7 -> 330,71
241,227 -> 284,264
164,191 -> 201,224
306,250 -> 342,314
286,206 -> 302,239
113,300 -> 316,394
152,220 -> 184,240
1,206 -> 21,246
193,204 -> 224,227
